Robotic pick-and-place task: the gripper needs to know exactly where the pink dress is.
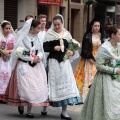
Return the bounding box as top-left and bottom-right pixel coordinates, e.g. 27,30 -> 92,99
4,34 -> 49,106
0,34 -> 15,100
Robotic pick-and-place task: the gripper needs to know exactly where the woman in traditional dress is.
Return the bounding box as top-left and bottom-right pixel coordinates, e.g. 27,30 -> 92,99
0,21 -> 16,101
79,25 -> 120,120
74,18 -> 103,102
43,14 -> 82,120
4,19 -> 49,118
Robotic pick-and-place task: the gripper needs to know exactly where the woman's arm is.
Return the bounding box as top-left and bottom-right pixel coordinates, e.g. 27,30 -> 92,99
18,42 -> 33,62
43,41 -> 61,52
43,41 -> 56,52
96,53 -> 114,74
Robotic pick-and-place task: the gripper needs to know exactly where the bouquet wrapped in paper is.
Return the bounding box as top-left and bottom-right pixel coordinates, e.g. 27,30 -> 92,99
111,61 -> 120,79
64,39 -> 80,61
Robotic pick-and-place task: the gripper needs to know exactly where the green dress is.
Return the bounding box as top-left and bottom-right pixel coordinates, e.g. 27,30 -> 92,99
79,40 -> 120,120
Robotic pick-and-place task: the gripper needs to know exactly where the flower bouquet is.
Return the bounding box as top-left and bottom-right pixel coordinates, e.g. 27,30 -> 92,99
16,47 -> 36,58
111,61 -> 120,79
0,42 -> 6,56
0,42 -> 10,62
64,39 -> 81,61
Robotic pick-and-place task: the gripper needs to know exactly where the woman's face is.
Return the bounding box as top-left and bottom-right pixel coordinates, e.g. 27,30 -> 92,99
31,24 -> 41,35
3,24 -> 11,35
115,29 -> 120,42
92,22 -> 100,33
53,19 -> 63,33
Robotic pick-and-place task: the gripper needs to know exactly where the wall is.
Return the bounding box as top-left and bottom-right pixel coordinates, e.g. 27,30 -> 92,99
69,2 -> 84,42
0,0 -> 4,23
18,0 -> 37,28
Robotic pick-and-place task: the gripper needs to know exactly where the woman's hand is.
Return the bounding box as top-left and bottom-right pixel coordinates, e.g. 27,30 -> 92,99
33,56 -> 40,63
88,59 -> 95,64
54,46 -> 61,51
116,68 -> 120,75
2,50 -> 11,56
66,50 -> 74,57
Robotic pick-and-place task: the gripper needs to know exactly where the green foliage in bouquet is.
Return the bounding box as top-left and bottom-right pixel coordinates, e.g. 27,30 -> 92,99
63,39 -> 80,61
111,61 -> 120,79
67,39 -> 80,51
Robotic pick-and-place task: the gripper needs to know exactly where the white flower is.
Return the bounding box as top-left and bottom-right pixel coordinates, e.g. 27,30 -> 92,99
71,39 -> 81,48
16,47 -> 24,57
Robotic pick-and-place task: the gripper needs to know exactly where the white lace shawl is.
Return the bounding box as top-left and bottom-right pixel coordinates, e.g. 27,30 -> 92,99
44,29 -> 79,62
97,40 -> 120,61
0,20 -> 16,42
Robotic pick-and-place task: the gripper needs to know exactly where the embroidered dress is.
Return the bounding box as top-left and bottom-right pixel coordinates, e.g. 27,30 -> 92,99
79,40 -> 120,120
44,29 -> 82,107
74,38 -> 101,101
4,34 -> 49,106
0,34 -> 15,100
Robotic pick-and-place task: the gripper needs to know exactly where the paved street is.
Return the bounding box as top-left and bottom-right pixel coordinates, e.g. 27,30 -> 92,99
0,103 -> 83,120
0,56 -> 82,120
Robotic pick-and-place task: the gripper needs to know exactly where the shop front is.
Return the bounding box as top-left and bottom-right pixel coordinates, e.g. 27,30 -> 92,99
37,0 -> 61,18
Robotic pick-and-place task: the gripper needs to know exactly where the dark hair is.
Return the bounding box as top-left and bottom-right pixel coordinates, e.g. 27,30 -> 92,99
109,25 -> 120,38
85,17 -> 104,43
25,15 -> 33,21
46,21 -> 52,29
86,18 -> 100,34
53,15 -> 63,23
1,22 -> 11,28
31,19 -> 40,28
37,14 -> 47,21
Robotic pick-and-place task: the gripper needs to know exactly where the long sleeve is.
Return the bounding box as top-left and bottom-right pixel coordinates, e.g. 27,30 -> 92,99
96,52 -> 114,74
18,42 -> 33,61
37,46 -> 44,60
43,41 -> 56,52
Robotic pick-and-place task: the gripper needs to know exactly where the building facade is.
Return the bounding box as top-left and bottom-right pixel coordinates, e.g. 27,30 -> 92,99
95,0 -> 120,27
68,0 -> 93,42
0,0 -> 93,42
0,0 -> 37,29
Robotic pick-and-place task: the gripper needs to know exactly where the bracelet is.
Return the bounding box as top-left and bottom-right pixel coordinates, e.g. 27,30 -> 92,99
113,68 -> 116,74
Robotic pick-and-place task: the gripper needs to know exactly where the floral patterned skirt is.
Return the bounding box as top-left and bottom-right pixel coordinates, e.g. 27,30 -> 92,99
74,57 -> 97,102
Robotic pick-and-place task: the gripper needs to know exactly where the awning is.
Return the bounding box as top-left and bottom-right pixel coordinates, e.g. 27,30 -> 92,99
83,0 -> 96,5
37,0 -> 62,6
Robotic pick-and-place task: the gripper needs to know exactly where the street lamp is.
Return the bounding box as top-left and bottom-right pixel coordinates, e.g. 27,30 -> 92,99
83,0 -> 97,29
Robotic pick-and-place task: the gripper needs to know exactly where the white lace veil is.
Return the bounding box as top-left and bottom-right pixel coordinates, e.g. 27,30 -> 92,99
0,20 -> 16,41
11,18 -> 33,70
48,14 -> 65,31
